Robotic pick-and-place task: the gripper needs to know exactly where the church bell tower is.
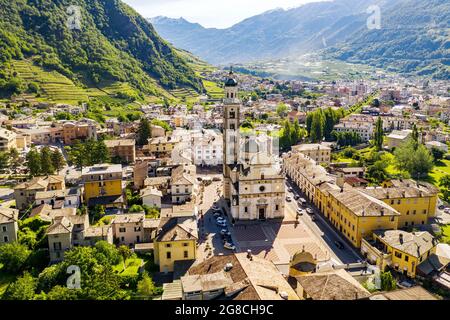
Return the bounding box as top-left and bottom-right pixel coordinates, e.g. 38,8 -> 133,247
223,69 -> 240,202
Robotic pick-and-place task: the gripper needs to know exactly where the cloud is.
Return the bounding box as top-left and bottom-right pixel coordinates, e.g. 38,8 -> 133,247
123,0 -> 320,28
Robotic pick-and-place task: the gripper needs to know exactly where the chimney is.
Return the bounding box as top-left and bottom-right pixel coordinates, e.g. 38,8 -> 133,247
247,249 -> 253,260
399,233 -> 403,244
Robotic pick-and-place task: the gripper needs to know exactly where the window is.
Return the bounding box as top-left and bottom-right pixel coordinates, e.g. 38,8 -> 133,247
166,252 -> 171,259
119,228 -> 126,233
3,236 -> 8,243
259,186 -> 265,192
166,244 -> 171,248
244,207 -> 248,213
1,226 -> 6,232
134,227 -> 141,232
395,251 -> 402,259
275,205 -> 279,211
183,243 -> 188,247
184,251 -> 188,258
53,242 -> 62,250
404,255 -> 409,262
136,236 -> 140,242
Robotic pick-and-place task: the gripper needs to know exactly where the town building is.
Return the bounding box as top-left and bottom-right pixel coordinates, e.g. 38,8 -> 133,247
81,164 -> 124,208
165,252 -> 299,300
361,230 -> 437,278
293,269 -> 370,300
14,175 -> 65,211
104,139 -> 136,164
154,217 -> 198,273
292,143 -> 332,164
0,207 -> 19,245
170,165 -> 197,204
386,130 -> 412,149
0,128 -> 17,152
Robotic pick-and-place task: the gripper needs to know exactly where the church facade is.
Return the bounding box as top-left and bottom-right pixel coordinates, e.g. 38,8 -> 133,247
222,71 -> 285,221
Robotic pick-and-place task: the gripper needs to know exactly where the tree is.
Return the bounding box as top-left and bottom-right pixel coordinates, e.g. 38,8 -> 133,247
0,151 -> 9,171
276,103 -> 288,117
0,242 -> 31,273
366,160 -> 389,184
439,175 -> 450,202
40,146 -> 55,175
394,139 -> 434,179
430,147 -> 445,163
136,272 -> 157,299
309,111 -> 325,143
411,124 -> 419,150
118,245 -> 132,270
3,272 -> 37,300
51,149 -> 66,172
46,285 -> 80,300
26,147 -> 41,176
136,118 -> 151,146
8,148 -> 20,173
67,142 -> 86,170
374,116 -> 384,151
92,140 -> 110,164
380,271 -> 396,291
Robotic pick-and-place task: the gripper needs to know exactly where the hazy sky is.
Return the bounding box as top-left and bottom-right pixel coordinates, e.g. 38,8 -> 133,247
123,0 -> 322,29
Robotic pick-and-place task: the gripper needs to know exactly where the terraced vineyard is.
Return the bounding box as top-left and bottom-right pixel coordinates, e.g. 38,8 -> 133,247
12,60 -> 89,104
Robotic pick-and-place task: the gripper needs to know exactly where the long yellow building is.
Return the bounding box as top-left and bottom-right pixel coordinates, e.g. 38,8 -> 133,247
326,188 -> 400,247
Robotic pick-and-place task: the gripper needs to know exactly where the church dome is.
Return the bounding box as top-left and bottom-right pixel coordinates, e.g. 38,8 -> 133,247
224,69 -> 238,87
225,77 -> 238,87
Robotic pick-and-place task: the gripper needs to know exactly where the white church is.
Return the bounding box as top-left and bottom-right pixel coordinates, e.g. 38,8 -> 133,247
222,70 -> 285,221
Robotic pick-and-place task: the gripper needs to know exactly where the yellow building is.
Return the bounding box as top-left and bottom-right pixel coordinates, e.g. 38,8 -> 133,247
148,136 -> 180,156
154,217 -> 197,273
361,180 -> 438,228
81,164 -> 124,208
325,188 -> 400,248
361,230 -> 437,278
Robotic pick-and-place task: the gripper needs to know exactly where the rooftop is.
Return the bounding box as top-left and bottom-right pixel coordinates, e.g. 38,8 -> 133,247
374,229 -> 436,258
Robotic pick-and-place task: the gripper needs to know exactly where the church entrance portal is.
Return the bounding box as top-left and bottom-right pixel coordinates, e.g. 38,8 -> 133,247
259,208 -> 266,220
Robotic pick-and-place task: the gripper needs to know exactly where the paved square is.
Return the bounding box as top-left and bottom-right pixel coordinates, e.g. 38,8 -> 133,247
234,225 -> 268,241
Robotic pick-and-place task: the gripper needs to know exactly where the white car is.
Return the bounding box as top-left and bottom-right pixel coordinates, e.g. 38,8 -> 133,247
220,229 -> 231,236
444,208 -> 450,214
223,242 -> 236,250
296,208 -> 304,215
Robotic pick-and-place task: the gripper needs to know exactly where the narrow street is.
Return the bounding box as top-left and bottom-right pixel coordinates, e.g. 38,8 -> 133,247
284,177 -> 363,265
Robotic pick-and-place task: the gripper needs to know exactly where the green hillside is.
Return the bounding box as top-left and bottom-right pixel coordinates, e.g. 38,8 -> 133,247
0,0 -> 203,103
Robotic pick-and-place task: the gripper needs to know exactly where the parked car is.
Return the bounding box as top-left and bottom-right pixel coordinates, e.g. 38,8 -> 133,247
294,195 -> 300,200
299,198 -> 307,207
213,212 -> 221,218
220,229 -> 231,236
212,204 -> 220,211
334,241 -> 344,250
288,187 -> 293,193
306,208 -> 314,215
444,208 -> 450,214
224,242 -> 236,250
311,215 -> 316,221
296,208 -> 304,216
217,221 -> 227,227
286,196 -> 292,202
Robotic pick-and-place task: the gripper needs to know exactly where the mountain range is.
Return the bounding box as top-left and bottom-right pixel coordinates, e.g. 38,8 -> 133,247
0,0 -> 203,101
151,0 -> 450,79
